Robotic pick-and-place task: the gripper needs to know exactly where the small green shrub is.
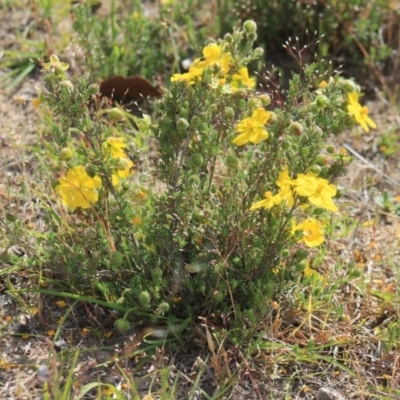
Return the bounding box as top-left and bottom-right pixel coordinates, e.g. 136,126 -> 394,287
30,22 -> 376,334
72,0 -> 213,81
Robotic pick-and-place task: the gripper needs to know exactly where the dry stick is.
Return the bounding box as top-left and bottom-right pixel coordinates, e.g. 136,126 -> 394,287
342,143 -> 400,260
354,39 -> 391,97
342,143 -> 400,188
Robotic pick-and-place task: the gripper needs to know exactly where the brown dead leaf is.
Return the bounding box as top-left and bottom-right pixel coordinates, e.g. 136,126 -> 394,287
99,76 -> 162,102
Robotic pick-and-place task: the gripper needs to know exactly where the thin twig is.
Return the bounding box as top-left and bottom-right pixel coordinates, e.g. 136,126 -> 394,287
342,143 -> 400,188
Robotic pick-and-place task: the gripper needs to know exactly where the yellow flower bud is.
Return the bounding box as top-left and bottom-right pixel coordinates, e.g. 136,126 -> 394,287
85,164 -> 98,178
313,154 -> 329,166
326,145 -> 336,154
151,267 -> 163,280
139,291 -> 151,307
341,79 -> 359,93
281,249 -> 290,258
243,20 -> 257,34
115,158 -> 130,171
308,165 -> 322,175
114,318 -> 130,333
60,80 -> 74,91
177,118 -> 189,133
258,93 -> 271,106
246,32 -> 257,42
109,251 -> 124,267
233,88 -> 248,98
190,154 -> 204,168
253,47 -> 264,58
87,83 -> 99,96
267,112 -> 279,124
60,147 -> 74,161
316,94 -> 329,108
158,302 -> 170,313
224,33 -> 233,42
223,107 -> 235,120
289,121 -> 304,136
108,108 -> 124,122
248,97 -> 263,111
226,155 -> 240,169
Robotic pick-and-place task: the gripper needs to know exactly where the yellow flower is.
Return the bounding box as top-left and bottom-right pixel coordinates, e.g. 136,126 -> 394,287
32,87 -> 44,107
251,167 -> 297,210
219,53 -> 231,75
171,66 -> 203,84
293,218 -> 325,247
347,92 -> 377,132
202,43 -> 222,64
193,47 -> 230,72
112,158 -> 134,186
42,55 -> 69,72
318,80 -> 327,88
231,67 -> 255,90
132,215 -> 142,225
104,137 -> 128,159
303,259 -> 315,278
56,300 -> 67,308
31,98 -> 41,107
233,108 -> 270,146
303,259 -> 325,282
250,191 -> 282,210
171,44 -> 230,84
55,166 -> 102,211
103,137 -> 133,186
116,158 -> 134,178
276,166 -> 295,207
137,189 -> 147,201
294,173 -> 338,212
210,77 -> 227,88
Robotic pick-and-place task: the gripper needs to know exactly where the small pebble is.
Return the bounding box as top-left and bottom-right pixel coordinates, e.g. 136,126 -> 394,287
36,365 -> 50,383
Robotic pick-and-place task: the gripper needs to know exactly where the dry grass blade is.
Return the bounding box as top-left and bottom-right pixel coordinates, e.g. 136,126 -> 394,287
343,142 -> 400,188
